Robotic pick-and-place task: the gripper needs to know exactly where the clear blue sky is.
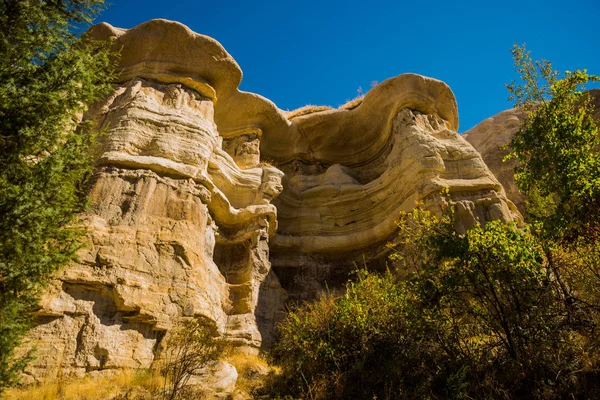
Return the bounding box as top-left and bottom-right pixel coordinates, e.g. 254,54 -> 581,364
97,0 -> 600,132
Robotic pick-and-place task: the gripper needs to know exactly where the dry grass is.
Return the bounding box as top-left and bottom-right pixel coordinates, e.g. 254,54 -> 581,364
5,353 -> 276,399
258,157 -> 277,168
3,369 -> 163,400
338,95 -> 364,110
285,105 -> 333,120
224,351 -> 272,397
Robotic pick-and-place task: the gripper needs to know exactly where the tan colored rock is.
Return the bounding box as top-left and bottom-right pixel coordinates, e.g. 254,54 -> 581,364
463,89 -> 600,216
22,19 -> 522,384
462,108 -> 526,214
271,102 -> 520,300
187,361 -> 239,398
273,104 -> 511,253
23,24 -> 287,382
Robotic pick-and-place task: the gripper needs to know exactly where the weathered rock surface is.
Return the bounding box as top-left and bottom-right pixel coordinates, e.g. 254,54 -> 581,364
187,361 -> 239,398
22,21 -> 287,383
462,88 -> 600,216
22,19 -> 521,383
462,108 -> 527,214
271,87 -> 521,300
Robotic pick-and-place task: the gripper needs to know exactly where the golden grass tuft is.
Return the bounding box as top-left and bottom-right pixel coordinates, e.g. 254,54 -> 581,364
285,105 -> 333,120
258,157 -> 277,168
338,95 -> 364,110
224,351 -> 272,397
5,354 -> 276,399
4,369 -> 163,400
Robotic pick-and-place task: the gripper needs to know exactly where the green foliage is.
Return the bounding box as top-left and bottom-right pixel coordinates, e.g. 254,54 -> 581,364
506,44 -> 600,241
160,317 -> 226,400
503,47 -> 600,395
269,207 -> 600,399
403,212 -> 588,398
269,47 -> 600,400
269,270 -> 437,399
0,0 -> 115,391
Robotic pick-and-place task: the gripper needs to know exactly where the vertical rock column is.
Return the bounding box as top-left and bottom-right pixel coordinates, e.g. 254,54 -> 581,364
24,74 -> 286,381
213,135 -> 287,349
23,78 -> 229,381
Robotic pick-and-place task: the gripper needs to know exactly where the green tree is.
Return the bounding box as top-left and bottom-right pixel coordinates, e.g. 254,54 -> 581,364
506,44 -> 600,242
0,0 -> 115,390
393,209 -> 580,399
505,47 -> 600,395
269,207 -> 600,399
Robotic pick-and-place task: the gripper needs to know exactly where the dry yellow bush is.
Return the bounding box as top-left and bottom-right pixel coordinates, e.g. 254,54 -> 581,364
224,351 -> 272,397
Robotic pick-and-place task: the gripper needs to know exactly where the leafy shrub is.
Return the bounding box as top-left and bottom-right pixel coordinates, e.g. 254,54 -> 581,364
399,210 -> 583,398
269,270 -> 439,400
160,317 -> 225,400
268,207 -> 600,399
506,45 -> 600,242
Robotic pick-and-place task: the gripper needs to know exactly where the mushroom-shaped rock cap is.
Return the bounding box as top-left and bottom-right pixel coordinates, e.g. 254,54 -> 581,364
87,19 -> 243,101
86,19 -> 459,165
87,19 -> 292,140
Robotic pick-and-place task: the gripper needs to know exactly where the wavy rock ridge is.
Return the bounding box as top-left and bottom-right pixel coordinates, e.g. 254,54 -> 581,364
22,19 -> 520,382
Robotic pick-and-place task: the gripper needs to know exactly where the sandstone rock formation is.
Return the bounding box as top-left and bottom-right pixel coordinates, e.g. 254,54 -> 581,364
462,108 -> 527,214
22,20 -> 288,383
270,85 -> 520,300
21,19 -> 521,383
462,89 -> 600,216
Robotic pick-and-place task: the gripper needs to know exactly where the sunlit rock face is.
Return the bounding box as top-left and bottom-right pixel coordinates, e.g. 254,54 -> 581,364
22,20 -> 286,383
22,19 -> 520,382
268,77 -> 520,301
462,89 -> 600,218
462,108 -> 527,215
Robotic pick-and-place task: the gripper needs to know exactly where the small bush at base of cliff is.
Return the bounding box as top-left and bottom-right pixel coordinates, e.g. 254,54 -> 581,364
160,317 -> 226,400
266,209 -> 600,400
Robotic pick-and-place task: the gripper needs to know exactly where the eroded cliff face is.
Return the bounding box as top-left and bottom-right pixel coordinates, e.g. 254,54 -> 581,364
269,80 -> 520,300
22,19 -> 520,382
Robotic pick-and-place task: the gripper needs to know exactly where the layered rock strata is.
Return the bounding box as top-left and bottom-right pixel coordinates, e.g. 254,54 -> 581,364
270,81 -> 521,300
23,21 -> 287,382
462,108 -> 527,214
23,19 -> 521,382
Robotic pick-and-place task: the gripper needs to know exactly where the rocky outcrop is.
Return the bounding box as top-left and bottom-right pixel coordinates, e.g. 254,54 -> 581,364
22,19 -> 521,383
462,89 -> 600,216
22,21 -> 287,383
270,83 -> 520,300
462,108 -> 527,214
